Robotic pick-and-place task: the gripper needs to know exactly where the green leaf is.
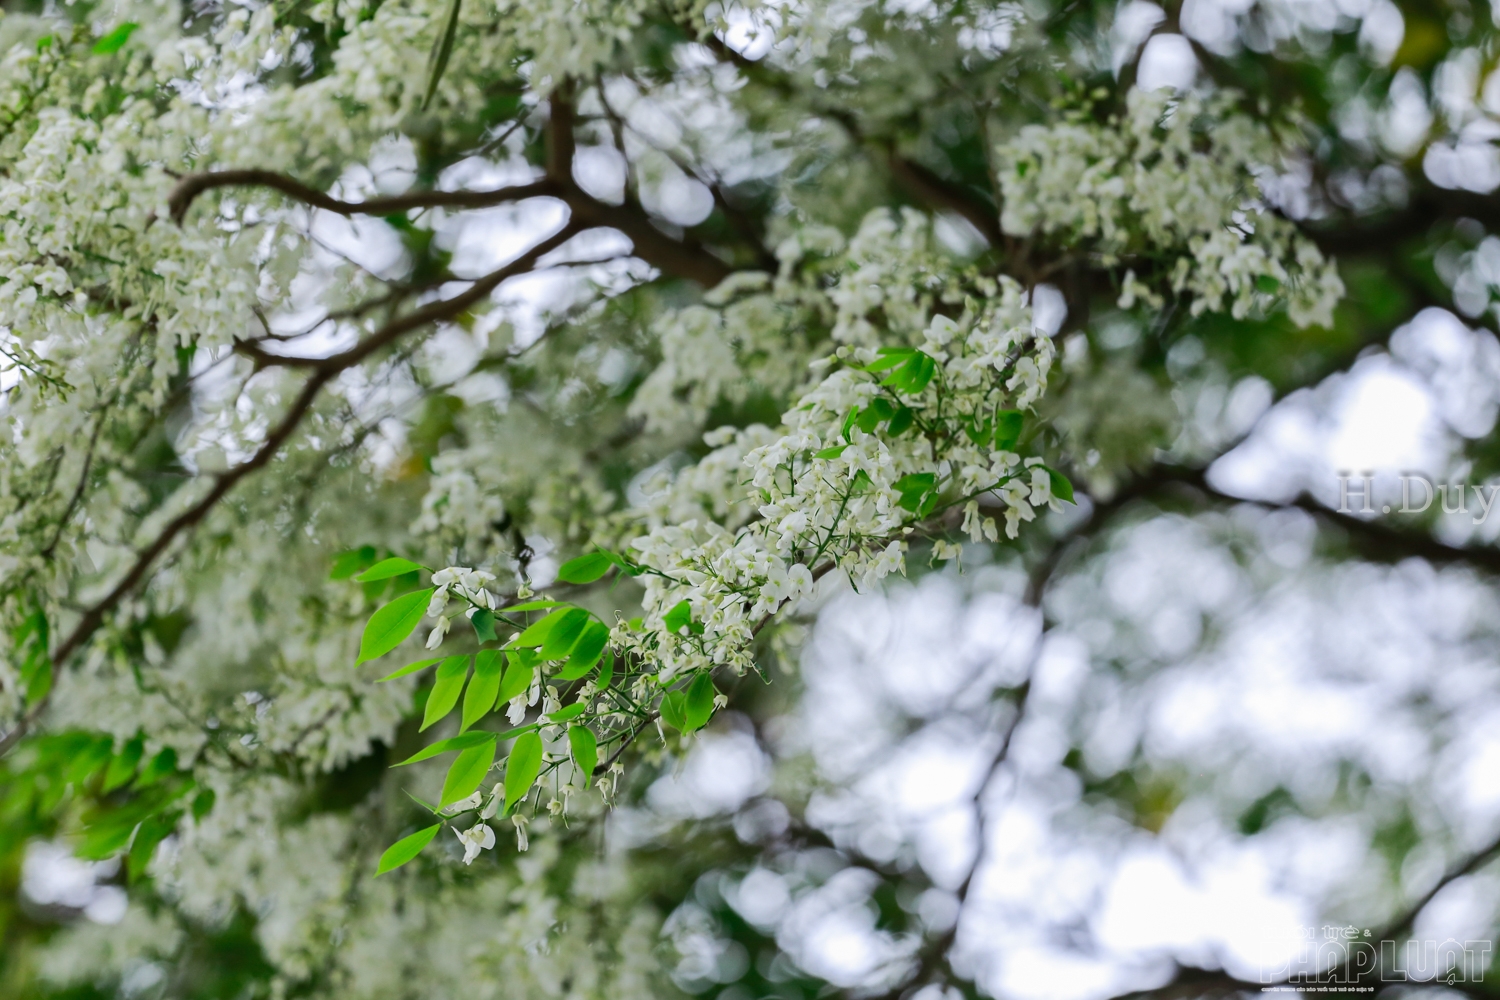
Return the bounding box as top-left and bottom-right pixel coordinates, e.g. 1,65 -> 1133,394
378,657 -> 441,682
662,600 -> 693,635
556,620 -> 609,680
24,660 -> 51,707
893,473 -> 937,513
501,600 -> 561,613
356,587 -> 435,664
1255,274 -> 1282,293
461,651 -> 503,732
881,351 -> 937,395
376,824 -> 440,875
497,650 -> 536,708
503,732 -> 543,813
127,810 -> 179,882
863,347 -> 916,372
78,816 -> 138,860
993,409 -> 1024,451
92,22 -> 138,55
556,551 -> 613,585
684,672 -> 716,733
659,690 -> 688,733
103,736 -> 144,793
568,726 -> 597,782
887,406 -> 915,436
420,655 -> 471,732
538,608 -> 590,660
134,748 -> 178,789
596,651 -> 614,690
511,606 -> 572,648
840,407 -> 860,442
814,444 -> 849,460
855,405 -> 883,433
396,730 -> 498,767
1045,466 -> 1076,504
192,788 -> 215,822
422,0 -> 462,111
354,557 -> 427,583
545,702 -> 587,723
439,740 -> 496,807
330,546 -> 377,580
470,607 -> 497,643
15,608 -> 50,707
65,737 -> 113,786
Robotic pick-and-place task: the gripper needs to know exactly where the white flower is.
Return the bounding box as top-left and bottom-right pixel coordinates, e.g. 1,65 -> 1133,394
426,616 -> 450,649
512,814 -> 529,852
481,783 -> 503,819
440,792 -> 482,815
454,823 -> 495,865
458,568 -> 495,593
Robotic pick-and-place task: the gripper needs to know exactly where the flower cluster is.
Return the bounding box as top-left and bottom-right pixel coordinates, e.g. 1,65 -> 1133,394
616,211 -> 1057,682
995,89 -> 1344,327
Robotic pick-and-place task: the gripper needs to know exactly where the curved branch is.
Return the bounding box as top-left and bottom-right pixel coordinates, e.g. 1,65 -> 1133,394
0,224 -> 581,757
1145,465 -> 1500,577
167,168 -> 560,226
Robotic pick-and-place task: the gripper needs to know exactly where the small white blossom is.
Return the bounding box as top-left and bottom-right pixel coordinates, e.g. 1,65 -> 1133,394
454,823 -> 495,865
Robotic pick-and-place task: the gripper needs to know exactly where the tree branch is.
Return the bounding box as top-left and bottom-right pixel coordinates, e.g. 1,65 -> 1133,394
1143,464 -> 1500,577
693,31 -> 1001,249
545,88 -> 733,288
0,224 -> 581,757
167,169 -> 559,226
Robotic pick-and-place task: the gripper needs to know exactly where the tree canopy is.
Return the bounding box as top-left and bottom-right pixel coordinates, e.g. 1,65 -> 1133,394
2,0 -> 1500,998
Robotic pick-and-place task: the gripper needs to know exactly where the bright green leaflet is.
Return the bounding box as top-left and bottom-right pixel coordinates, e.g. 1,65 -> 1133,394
354,557 -> 427,582
545,702 -> 586,723
356,587 -> 436,664
378,657 -> 441,682
127,811 -> 179,882
1045,466 -> 1076,503
994,409 -> 1024,451
134,748 -> 177,789
512,607 -> 570,647
500,600 -> 560,613
568,726 -> 597,783
556,620 -> 609,680
376,824 -> 441,876
538,608 -> 590,660
395,731 -> 497,767
102,737 -> 143,793
659,690 -> 688,733
470,608 -> 497,642
496,651 -> 535,707
556,551 -> 613,584
439,741 -> 495,807
663,601 -> 692,635
420,655 -> 471,732
684,672 -> 716,732
91,22 -> 137,54
461,651 -> 503,732
503,732 -> 543,813
329,546 -> 376,580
